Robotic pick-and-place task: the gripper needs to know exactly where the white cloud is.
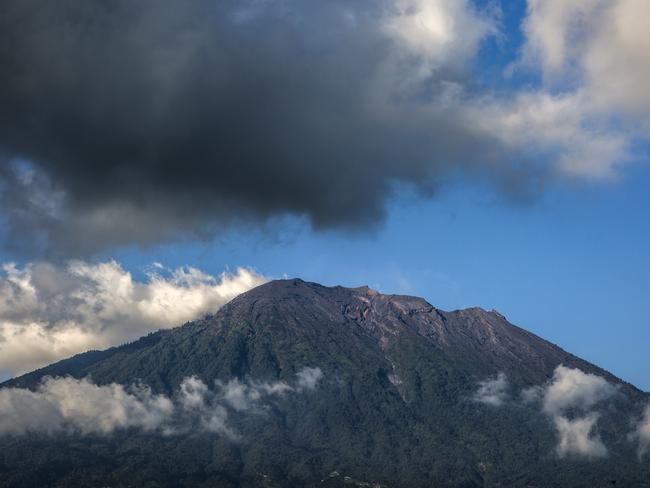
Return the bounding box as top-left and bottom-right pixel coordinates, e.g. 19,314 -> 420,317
522,0 -> 605,75
0,367 -> 324,438
541,365 -> 617,416
0,377 -> 173,435
0,261 -> 267,377
389,0 -> 645,183
471,0 -> 650,182
465,90 -> 628,179
554,413 -> 608,458
178,375 -> 210,410
521,0 -> 650,125
178,376 -> 236,437
582,0 -> 650,116
473,372 -> 508,407
525,365 -> 616,458
217,378 -> 287,412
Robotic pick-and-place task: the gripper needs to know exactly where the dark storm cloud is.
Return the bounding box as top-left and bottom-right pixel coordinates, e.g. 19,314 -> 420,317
0,0 -> 531,254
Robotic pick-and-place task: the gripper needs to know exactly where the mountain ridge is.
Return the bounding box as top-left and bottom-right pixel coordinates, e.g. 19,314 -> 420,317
5,278 -> 640,394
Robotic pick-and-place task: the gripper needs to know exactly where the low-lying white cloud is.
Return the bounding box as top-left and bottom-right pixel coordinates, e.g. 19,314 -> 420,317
554,413 -> 607,458
0,367 -> 324,438
178,376 -> 235,437
0,377 -> 173,435
0,261 -> 267,378
215,367 -> 324,414
216,378 -> 292,413
473,372 -> 508,407
541,365 -> 617,415
296,367 -> 325,391
525,365 -> 616,458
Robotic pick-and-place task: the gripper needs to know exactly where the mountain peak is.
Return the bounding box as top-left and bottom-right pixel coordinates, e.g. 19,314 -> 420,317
245,278 -> 377,295
239,277 -> 321,295
214,279 -> 630,390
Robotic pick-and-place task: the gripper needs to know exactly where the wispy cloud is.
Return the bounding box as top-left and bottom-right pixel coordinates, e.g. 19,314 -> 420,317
296,367 -> 325,391
216,378 -> 292,413
0,261 -> 267,377
473,372 -> 509,407
540,365 -> 617,416
0,367 -> 323,438
630,404 -> 650,459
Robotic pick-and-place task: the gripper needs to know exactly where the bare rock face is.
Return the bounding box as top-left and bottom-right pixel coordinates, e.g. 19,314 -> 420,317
196,279 -> 632,388
1,279 -> 648,488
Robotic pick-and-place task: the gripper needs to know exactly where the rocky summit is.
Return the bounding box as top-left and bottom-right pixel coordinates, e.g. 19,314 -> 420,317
1,279 -> 649,487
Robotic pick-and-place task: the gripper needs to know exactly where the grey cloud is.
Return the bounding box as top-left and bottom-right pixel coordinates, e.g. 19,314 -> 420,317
0,0 -> 558,255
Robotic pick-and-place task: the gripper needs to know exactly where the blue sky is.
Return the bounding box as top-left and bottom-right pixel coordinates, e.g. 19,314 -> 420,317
0,0 -> 648,390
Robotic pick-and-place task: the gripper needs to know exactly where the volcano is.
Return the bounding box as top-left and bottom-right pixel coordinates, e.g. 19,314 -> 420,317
1,279 -> 648,487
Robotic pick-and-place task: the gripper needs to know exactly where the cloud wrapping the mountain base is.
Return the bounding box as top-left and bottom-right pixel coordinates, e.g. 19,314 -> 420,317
178,376 -> 236,438
0,377 -> 173,435
473,372 -> 509,406
0,368 -> 323,438
0,261 -> 267,377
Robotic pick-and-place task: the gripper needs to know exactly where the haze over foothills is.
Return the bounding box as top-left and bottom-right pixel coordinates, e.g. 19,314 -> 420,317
0,0 -> 649,395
